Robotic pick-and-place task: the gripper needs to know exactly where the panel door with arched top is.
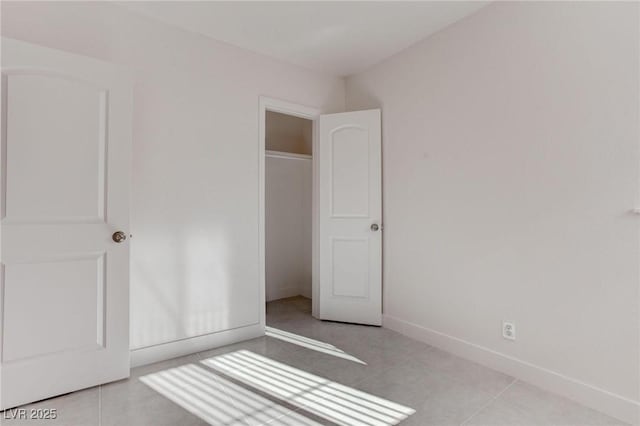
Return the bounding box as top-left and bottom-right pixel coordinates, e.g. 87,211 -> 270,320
0,38 -> 132,409
319,109 -> 381,325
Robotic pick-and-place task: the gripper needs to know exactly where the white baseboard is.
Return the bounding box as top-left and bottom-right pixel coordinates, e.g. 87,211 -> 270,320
130,323 -> 264,368
266,286 -> 300,302
383,314 -> 640,425
299,286 -> 312,299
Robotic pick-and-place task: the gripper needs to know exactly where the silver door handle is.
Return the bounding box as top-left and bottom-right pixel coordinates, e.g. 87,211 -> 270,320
112,231 -> 127,243
371,224 -> 380,231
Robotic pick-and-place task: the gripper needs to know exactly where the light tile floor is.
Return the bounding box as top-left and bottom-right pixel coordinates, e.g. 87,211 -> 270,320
1,296 -> 626,425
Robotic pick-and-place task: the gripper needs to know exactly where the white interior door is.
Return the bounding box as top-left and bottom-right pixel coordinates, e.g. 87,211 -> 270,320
319,109 -> 382,325
0,38 -> 132,409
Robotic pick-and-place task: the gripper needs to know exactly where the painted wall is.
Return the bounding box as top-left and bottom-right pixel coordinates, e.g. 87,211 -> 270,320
346,1 -> 639,422
265,155 -> 312,301
266,111 -> 312,155
0,1 -> 344,352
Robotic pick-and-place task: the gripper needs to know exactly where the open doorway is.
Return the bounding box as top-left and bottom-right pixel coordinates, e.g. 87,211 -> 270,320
259,98 -> 382,330
259,97 -> 321,330
265,111 -> 313,310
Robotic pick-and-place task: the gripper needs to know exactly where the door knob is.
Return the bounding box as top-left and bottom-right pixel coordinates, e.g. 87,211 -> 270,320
370,224 -> 380,231
112,231 -> 127,243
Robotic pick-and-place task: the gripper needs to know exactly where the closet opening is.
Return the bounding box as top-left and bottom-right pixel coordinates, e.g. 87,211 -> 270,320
259,97 -> 321,331
264,109 -> 314,320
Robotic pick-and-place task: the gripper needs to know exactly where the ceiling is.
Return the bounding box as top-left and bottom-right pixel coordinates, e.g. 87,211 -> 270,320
120,1 -> 489,76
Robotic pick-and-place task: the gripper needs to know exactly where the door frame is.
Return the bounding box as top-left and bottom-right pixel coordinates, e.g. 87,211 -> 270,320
259,96 -> 321,328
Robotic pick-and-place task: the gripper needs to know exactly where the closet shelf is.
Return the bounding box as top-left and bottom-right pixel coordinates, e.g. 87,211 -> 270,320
265,150 -> 312,160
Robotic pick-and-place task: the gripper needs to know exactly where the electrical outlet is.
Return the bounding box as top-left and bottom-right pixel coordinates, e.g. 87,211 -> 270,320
502,321 -> 516,341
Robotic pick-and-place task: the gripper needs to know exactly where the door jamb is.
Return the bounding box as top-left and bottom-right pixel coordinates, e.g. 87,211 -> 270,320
259,96 -> 322,330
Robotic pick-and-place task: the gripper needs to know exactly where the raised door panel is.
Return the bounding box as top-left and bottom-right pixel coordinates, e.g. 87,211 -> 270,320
331,238 -> 369,299
2,254 -> 105,362
3,73 -> 107,223
330,126 -> 370,218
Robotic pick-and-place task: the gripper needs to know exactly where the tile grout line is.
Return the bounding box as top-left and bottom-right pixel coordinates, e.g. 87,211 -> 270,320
459,378 -> 518,426
210,373 -> 254,426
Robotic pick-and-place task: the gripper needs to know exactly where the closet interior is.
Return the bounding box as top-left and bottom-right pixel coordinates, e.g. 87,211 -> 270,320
265,111 -> 313,304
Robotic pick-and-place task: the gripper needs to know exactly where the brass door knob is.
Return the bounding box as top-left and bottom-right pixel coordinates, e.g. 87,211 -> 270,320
112,231 -> 127,243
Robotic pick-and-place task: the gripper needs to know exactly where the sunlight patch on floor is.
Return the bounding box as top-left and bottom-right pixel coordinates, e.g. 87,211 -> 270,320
141,363 -> 322,425
265,326 -> 367,365
202,350 -> 415,426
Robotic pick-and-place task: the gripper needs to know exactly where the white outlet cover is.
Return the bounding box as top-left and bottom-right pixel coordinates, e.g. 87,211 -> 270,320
502,321 -> 516,340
